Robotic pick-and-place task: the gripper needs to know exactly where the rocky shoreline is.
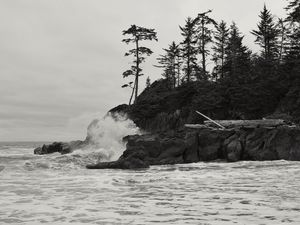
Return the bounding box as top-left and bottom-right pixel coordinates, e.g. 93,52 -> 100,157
35,125 -> 300,169
33,79 -> 300,169
85,126 -> 300,169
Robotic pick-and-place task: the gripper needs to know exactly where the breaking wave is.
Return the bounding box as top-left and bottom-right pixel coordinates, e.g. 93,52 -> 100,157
0,113 -> 140,171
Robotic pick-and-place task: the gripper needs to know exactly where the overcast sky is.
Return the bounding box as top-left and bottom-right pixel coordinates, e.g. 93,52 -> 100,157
0,0 -> 287,142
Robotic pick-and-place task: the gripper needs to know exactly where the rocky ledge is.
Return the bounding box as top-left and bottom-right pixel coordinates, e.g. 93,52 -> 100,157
86,126 -> 300,169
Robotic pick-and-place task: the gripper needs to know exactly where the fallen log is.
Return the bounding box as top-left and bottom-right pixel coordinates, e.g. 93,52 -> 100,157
195,111 -> 225,129
204,119 -> 286,128
184,124 -> 210,129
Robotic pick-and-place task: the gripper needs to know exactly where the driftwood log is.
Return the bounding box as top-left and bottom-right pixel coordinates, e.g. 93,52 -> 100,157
204,119 -> 287,129
185,124 -> 211,129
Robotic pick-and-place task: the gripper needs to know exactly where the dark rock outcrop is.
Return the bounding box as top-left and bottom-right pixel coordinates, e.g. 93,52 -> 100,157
87,132 -> 187,169
87,126 -> 300,169
34,140 -> 85,155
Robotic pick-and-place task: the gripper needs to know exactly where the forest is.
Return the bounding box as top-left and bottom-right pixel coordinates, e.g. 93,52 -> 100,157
120,0 -> 300,123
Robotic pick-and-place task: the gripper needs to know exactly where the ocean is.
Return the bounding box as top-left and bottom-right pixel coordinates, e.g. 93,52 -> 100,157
0,142 -> 300,225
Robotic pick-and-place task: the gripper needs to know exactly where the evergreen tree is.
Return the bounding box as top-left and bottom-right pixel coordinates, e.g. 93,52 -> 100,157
276,18 -> 289,64
156,42 -> 182,88
285,0 -> 300,60
212,20 -> 229,80
286,0 -> 300,23
121,81 -> 135,105
251,5 -> 279,61
146,76 -> 151,88
122,25 -> 158,104
224,23 -> 252,82
179,18 -> 198,83
194,10 -> 217,79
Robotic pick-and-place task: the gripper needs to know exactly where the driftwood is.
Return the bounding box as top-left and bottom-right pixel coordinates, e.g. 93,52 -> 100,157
195,111 -> 225,129
204,119 -> 286,128
185,124 -> 211,129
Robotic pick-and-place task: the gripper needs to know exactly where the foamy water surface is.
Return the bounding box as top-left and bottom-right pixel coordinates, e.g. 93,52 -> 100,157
0,143 -> 300,225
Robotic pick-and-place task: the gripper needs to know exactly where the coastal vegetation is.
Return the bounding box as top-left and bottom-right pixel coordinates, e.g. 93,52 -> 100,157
122,0 -> 300,123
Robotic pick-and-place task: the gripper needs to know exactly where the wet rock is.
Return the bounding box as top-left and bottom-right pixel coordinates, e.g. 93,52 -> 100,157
87,133 -> 187,169
224,134 -> 243,162
197,130 -> 234,161
283,128 -> 300,161
183,131 -> 199,163
86,156 -> 149,170
34,140 -> 85,155
243,128 -> 278,161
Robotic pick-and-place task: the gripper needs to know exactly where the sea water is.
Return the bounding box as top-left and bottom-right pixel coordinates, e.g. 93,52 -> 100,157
1,142 -> 300,225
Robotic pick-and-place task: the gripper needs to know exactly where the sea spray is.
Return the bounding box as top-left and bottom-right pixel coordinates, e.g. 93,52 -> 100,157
84,112 -> 140,161
22,113 -> 140,170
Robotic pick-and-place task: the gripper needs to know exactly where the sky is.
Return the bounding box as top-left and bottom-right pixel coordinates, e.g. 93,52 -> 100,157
0,0 -> 287,142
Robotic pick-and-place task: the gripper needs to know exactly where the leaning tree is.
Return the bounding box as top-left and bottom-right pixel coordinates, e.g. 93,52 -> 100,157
122,25 -> 158,105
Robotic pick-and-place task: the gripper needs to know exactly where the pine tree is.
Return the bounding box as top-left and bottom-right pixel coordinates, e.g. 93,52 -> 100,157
156,42 -> 182,88
285,0 -> 300,60
251,5 -> 279,61
276,18 -> 289,64
286,0 -> 300,23
194,10 -> 217,79
179,18 -> 198,83
212,20 -> 229,80
122,25 -> 158,104
146,76 -> 151,88
224,23 -> 252,82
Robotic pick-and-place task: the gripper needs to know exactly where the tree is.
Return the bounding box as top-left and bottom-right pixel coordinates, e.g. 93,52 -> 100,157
276,18 -> 289,63
224,23 -> 252,82
212,20 -> 229,80
122,25 -> 158,104
286,0 -> 300,23
251,5 -> 279,61
179,17 -> 198,83
194,10 -> 217,79
121,81 -> 135,105
156,41 -> 182,88
146,76 -> 151,88
285,0 -> 300,60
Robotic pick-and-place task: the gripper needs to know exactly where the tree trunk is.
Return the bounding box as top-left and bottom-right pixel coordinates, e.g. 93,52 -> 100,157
177,56 -> 180,87
201,19 -> 206,76
221,43 -> 224,79
187,44 -> 191,82
129,82 -> 136,105
134,39 -> 139,103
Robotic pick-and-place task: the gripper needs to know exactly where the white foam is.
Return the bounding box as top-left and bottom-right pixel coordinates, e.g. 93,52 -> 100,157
83,113 -> 140,161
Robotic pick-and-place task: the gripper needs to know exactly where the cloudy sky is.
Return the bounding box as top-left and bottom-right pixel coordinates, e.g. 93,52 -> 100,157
0,0 -> 287,142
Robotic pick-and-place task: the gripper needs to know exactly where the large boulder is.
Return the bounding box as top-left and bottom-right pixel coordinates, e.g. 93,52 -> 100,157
224,133 -> 243,162
197,129 -> 234,161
